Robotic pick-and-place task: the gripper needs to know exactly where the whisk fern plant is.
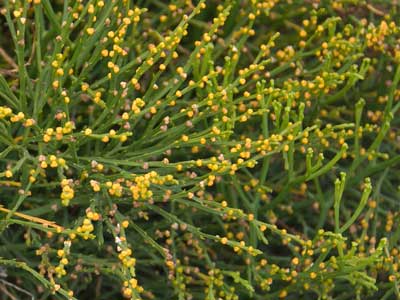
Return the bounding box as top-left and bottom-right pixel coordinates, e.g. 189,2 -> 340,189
1,0 -> 400,299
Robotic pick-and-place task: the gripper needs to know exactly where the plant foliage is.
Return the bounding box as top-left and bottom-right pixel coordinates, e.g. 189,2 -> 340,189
1,0 -> 400,299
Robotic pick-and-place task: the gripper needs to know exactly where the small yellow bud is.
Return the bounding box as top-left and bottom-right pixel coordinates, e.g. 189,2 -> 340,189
86,28 -> 95,35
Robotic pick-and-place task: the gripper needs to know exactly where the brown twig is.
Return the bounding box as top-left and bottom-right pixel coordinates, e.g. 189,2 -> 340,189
0,206 -> 64,231
0,283 -> 18,300
0,47 -> 17,69
0,68 -> 17,76
0,279 -> 34,300
366,3 -> 386,16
